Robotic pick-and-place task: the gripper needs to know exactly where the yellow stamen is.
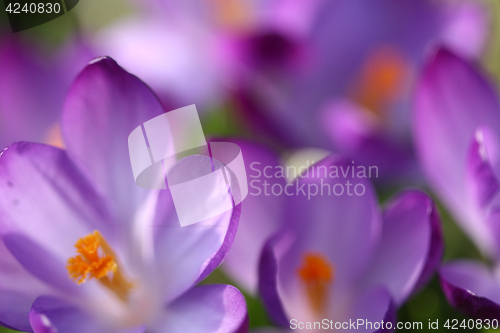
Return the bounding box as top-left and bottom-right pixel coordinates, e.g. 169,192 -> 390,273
297,252 -> 334,315
352,47 -> 409,118
67,231 -> 133,301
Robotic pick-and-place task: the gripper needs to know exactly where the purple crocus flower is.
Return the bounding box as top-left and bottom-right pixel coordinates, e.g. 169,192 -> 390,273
414,47 -> 500,318
0,57 -> 247,333
92,0 -> 325,111
251,156 -> 442,331
236,0 -> 489,182
137,0 -> 323,35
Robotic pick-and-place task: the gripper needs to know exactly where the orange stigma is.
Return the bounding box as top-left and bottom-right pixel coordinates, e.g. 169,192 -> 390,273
67,231 -> 133,301
297,252 -> 334,315
352,47 -> 409,118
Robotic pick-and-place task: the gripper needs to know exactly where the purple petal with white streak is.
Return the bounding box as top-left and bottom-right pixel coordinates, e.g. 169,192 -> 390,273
440,261 -> 500,319
413,47 -> 500,256
29,310 -> 58,333
466,127 -> 499,209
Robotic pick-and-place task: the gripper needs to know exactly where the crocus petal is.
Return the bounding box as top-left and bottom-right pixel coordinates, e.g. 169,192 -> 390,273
29,296 -> 111,333
282,155 -> 381,287
30,296 -> 147,333
413,197 -> 445,293
267,0 -> 324,36
0,238 -> 54,331
219,139 -> 287,293
196,202 -> 241,284
95,16 -> 230,109
240,0 -> 447,149
466,127 -> 500,209
441,1 -> 490,59
62,56 -> 166,224
415,47 -> 500,204
440,261 -> 500,319
413,47 -> 500,256
148,156 -> 241,303
29,310 -> 58,333
321,100 -> 419,182
233,88 -> 302,148
0,289 -> 38,332
462,127 -> 500,259
363,190 -> 443,305
0,142 -> 115,293
258,232 -> 289,327
465,126 -> 500,258
151,285 -> 248,333
0,38 -> 65,149
350,288 -> 394,333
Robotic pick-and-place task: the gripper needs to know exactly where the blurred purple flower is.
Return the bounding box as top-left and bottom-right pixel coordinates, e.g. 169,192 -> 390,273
94,14 -> 232,110
214,140 -> 287,293
0,57 -> 247,333
134,0 -> 322,36
236,0 -> 489,183
0,35 -> 92,150
414,47 -> 500,258
91,0 -> 324,111
414,47 -> 500,318
237,155 -> 442,329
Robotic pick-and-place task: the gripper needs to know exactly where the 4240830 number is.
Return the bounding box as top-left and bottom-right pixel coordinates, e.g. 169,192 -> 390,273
5,2 -> 61,14
444,318 -> 499,330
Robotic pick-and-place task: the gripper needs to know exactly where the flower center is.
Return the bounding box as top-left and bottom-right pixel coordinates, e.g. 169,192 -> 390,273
352,46 -> 409,119
67,230 -> 133,301
297,252 -> 334,315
